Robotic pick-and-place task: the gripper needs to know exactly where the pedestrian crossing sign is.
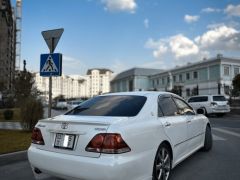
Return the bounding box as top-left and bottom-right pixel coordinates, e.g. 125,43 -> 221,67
40,53 -> 62,76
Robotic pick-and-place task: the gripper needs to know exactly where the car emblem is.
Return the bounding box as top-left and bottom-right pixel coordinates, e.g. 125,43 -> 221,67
61,122 -> 68,129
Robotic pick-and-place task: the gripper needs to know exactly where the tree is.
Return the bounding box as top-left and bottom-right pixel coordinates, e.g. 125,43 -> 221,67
14,62 -> 43,130
232,74 -> 240,97
21,97 -> 43,130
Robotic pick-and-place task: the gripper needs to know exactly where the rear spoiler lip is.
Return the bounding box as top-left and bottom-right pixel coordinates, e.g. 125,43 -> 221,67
38,119 -> 110,126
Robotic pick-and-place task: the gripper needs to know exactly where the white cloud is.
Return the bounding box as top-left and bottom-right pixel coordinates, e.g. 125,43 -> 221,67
170,35 -> 199,58
145,34 -> 199,59
184,14 -> 200,23
145,25 -> 240,68
202,7 -> 221,13
195,25 -> 240,51
225,4 -> 240,17
101,0 -> 137,13
144,18 -> 149,29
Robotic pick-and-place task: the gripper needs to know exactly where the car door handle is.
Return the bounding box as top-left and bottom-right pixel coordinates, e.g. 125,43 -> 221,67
187,119 -> 191,123
164,122 -> 171,127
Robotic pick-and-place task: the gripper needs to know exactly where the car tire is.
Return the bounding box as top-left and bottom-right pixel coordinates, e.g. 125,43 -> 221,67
153,144 -> 172,180
202,125 -> 212,152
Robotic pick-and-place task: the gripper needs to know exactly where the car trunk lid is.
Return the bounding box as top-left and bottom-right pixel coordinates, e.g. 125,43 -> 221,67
34,115 -> 126,158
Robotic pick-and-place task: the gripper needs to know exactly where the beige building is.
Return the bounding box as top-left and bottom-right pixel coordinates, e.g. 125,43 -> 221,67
86,68 -> 113,97
0,0 -> 16,91
34,68 -> 113,101
34,73 -> 88,101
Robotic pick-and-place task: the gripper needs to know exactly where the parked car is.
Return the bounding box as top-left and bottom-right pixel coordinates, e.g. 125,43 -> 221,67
28,91 -> 212,180
187,95 -> 230,117
67,100 -> 84,110
56,98 -> 68,110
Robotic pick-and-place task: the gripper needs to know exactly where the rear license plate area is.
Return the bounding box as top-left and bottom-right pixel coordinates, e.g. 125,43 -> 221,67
54,133 -> 76,150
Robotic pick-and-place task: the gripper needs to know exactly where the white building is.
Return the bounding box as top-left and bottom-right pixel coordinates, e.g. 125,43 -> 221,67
34,73 -> 88,101
111,55 -> 240,99
34,68 -> 113,101
86,68 -> 113,97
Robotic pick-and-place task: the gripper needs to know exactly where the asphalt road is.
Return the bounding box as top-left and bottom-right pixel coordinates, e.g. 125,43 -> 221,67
1,114 -> 240,180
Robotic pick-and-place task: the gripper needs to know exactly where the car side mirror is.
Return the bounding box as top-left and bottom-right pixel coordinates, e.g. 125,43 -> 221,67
197,108 -> 204,115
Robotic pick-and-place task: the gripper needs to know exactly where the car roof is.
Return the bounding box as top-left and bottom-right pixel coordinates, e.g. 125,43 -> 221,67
189,95 -> 225,98
100,91 -> 180,98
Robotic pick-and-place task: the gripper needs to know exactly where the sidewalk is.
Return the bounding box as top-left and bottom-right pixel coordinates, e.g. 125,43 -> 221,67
0,122 -> 22,130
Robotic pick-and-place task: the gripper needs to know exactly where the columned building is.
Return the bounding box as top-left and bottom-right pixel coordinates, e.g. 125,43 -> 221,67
149,55 -> 240,98
111,55 -> 240,99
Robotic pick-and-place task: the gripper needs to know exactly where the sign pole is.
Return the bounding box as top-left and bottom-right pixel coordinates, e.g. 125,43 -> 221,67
41,28 -> 64,118
48,37 -> 54,118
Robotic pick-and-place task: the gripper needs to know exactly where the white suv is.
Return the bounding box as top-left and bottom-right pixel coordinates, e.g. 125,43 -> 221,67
187,95 -> 230,117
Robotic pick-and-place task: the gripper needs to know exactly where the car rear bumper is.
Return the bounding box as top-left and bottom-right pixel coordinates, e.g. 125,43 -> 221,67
28,146 -> 151,180
211,106 -> 230,113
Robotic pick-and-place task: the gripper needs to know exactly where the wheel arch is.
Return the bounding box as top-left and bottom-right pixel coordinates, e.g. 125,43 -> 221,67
160,140 -> 173,161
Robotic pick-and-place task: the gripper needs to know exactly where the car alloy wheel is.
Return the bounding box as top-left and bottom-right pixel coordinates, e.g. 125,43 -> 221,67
153,145 -> 171,180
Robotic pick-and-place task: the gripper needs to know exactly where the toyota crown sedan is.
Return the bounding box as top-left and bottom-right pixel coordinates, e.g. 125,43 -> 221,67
28,91 -> 212,180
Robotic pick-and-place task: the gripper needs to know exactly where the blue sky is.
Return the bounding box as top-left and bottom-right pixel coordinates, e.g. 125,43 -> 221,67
11,0 -> 240,75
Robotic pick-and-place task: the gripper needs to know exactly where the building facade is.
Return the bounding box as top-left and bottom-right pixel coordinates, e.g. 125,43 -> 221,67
34,73 -> 88,101
86,68 -> 113,97
111,55 -> 240,99
111,68 -> 163,92
0,0 -> 16,91
34,68 -> 113,101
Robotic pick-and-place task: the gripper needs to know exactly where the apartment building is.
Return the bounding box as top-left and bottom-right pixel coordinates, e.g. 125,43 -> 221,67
0,0 -> 16,91
34,73 -> 88,101
34,68 -> 113,101
86,68 -> 113,97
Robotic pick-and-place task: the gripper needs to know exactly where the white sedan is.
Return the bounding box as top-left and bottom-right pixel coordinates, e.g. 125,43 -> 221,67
28,91 -> 212,180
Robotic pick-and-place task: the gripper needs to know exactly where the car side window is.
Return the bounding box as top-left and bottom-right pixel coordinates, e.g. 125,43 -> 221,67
159,97 -> 179,116
173,97 -> 195,115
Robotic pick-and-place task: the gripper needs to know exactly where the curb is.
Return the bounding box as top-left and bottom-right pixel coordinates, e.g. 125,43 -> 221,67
0,150 -> 27,166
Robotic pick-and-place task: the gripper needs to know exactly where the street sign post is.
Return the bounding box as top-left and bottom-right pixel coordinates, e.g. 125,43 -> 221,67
41,28 -> 64,118
40,53 -> 62,76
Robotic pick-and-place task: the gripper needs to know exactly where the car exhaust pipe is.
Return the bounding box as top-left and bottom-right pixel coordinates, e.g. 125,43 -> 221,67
34,168 -> 42,174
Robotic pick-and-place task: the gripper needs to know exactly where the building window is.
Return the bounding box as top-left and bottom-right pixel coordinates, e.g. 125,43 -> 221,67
179,74 -> 182,82
224,66 -> 230,76
193,71 -> 198,79
162,78 -> 165,85
167,77 -> 170,83
234,67 -> 239,76
186,73 -> 190,80
173,76 -> 176,82
157,79 -> 159,85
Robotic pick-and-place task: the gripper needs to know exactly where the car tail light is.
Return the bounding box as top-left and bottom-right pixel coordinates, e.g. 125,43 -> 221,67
86,133 -> 131,154
211,102 -> 217,106
31,127 -> 45,145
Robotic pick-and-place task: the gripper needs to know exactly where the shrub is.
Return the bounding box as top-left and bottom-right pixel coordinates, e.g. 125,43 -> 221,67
3,110 -> 14,120
20,97 -> 44,131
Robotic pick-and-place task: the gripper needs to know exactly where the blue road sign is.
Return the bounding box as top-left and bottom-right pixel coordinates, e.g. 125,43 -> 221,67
40,53 -> 62,76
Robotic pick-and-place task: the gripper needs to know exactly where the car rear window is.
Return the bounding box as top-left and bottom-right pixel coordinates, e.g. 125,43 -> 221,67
213,96 -> 226,101
66,95 -> 147,117
188,96 -> 208,102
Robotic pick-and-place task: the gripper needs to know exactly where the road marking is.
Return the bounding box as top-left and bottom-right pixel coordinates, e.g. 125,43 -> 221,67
212,133 -> 226,141
213,127 -> 240,138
